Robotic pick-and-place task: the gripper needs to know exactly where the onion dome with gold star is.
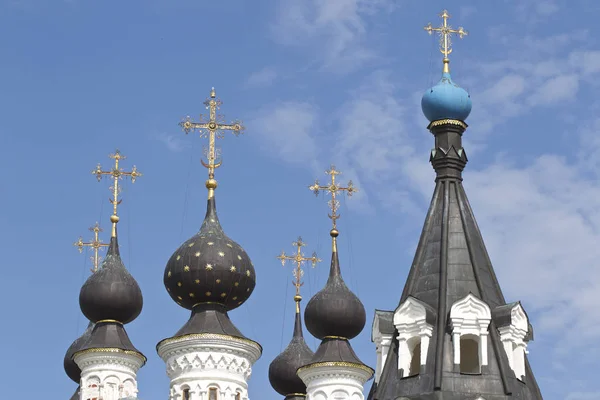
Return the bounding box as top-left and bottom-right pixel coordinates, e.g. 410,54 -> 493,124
163,182 -> 255,311
160,88 -> 257,343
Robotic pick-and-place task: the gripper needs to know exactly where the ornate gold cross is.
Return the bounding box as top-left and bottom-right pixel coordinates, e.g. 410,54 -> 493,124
92,149 -> 142,236
74,222 -> 109,273
424,10 -> 468,73
309,165 -> 358,229
179,87 -> 245,180
277,236 -> 321,309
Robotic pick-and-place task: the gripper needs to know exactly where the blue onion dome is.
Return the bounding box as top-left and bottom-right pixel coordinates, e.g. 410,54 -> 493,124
64,321 -> 94,383
421,71 -> 472,122
79,232 -> 143,324
305,232 -> 366,339
164,194 -> 255,311
269,300 -> 314,397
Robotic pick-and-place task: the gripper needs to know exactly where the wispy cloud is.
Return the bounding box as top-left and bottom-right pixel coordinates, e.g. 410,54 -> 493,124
250,101 -> 320,168
245,67 -> 278,88
270,0 -> 395,71
154,132 -> 186,152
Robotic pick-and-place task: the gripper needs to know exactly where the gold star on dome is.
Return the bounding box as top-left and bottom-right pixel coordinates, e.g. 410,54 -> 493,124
184,265 -> 190,272
206,264 -> 213,271
218,251 -> 225,257
195,251 -> 201,257
246,270 -> 251,277
230,266 -> 237,272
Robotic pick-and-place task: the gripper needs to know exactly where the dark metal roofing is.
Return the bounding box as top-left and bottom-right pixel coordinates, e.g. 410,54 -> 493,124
305,239 -> 366,340
77,321 -> 144,361
369,122 -> 542,400
164,196 -> 255,311
372,310 -> 394,341
64,321 -> 94,383
269,308 -> 314,397
172,302 -> 248,339
69,386 -> 79,400
307,337 -> 370,367
79,233 -> 143,324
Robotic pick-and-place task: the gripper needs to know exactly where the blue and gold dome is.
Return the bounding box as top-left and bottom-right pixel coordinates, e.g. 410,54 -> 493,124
421,71 -> 471,123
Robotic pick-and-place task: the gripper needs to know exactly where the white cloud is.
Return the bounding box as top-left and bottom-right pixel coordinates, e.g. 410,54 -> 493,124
154,133 -> 186,152
251,101 -> 320,168
527,74 -> 579,106
245,67 -> 278,88
270,0 -> 394,71
569,50 -> 600,76
566,392 -> 600,400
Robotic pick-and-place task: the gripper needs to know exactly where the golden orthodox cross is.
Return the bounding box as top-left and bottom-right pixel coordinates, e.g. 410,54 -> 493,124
92,149 -> 142,236
74,222 -> 109,273
424,10 -> 468,73
277,236 -> 321,310
309,165 -> 358,230
179,87 -> 245,180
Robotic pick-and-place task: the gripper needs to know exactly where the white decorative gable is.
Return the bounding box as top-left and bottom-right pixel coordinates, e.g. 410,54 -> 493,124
496,302 -> 529,380
371,311 -> 394,383
449,293 -> 492,370
393,297 -> 435,377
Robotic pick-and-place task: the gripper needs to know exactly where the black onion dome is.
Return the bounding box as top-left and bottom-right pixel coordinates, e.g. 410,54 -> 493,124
64,321 -> 94,383
79,233 -> 143,324
164,195 -> 255,311
305,242 -> 366,339
269,309 -> 314,396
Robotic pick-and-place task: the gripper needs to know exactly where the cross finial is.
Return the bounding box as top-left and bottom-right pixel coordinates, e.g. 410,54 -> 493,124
74,222 -> 109,273
309,165 -> 358,232
424,9 -> 468,73
179,87 -> 245,198
91,149 -> 142,237
276,236 -> 321,312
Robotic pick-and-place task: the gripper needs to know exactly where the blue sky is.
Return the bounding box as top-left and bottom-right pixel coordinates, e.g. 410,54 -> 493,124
1,0 -> 599,399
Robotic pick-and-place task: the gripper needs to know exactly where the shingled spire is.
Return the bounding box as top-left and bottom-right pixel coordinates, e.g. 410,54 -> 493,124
369,10 -> 542,400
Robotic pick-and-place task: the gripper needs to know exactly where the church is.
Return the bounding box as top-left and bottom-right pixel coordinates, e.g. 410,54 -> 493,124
63,10 -> 543,400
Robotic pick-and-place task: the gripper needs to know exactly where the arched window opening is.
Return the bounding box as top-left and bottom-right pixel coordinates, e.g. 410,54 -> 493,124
409,341 -> 421,376
183,388 -> 190,400
235,392 -> 241,400
209,387 -> 218,400
460,335 -> 481,374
